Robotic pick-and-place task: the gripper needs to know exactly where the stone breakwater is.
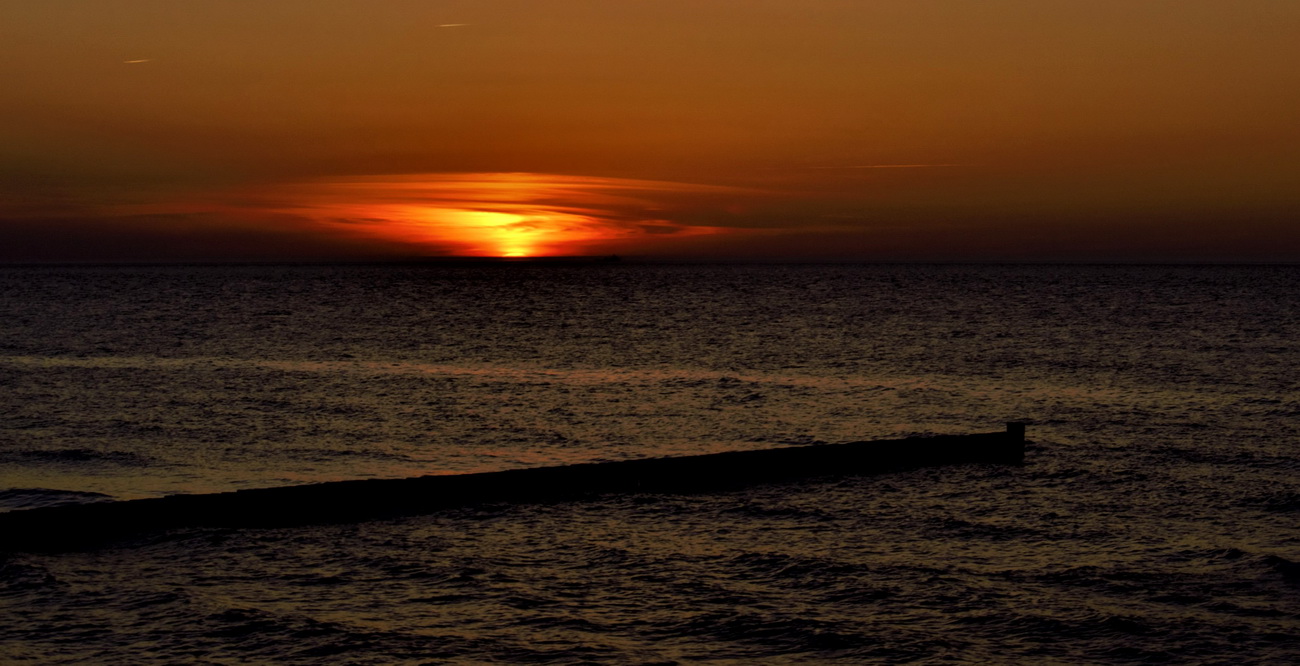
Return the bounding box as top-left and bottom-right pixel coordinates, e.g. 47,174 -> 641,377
0,425 -> 1026,552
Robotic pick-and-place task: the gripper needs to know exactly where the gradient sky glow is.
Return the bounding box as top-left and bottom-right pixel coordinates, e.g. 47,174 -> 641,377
2,0 -> 1298,261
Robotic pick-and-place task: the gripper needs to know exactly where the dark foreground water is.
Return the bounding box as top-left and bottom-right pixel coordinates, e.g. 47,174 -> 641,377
1,263 -> 1298,663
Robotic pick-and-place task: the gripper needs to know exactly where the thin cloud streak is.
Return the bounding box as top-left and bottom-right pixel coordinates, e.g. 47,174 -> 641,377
804,164 -> 971,170
86,172 -> 768,259
256,173 -> 756,257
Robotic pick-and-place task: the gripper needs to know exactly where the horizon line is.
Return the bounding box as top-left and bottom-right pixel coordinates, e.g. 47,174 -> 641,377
2,257 -> 1296,268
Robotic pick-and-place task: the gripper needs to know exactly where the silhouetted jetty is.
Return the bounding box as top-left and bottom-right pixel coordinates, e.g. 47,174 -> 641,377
0,424 -> 1027,552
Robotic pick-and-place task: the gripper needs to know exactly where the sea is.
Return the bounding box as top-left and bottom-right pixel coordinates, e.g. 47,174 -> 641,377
1,263 -> 1297,664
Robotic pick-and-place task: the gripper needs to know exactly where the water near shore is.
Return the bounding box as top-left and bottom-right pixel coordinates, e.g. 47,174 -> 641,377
2,264 -> 1298,663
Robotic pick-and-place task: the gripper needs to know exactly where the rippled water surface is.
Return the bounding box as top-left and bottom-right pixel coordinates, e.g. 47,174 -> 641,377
2,264 -> 1298,663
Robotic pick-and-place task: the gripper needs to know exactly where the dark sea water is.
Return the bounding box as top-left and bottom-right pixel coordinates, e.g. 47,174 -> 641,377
1,263 -> 1297,664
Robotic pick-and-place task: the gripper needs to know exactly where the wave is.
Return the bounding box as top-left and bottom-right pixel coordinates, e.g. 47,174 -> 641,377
0,487 -> 113,511
0,558 -> 61,592
1241,491 -> 1300,513
1201,548 -> 1300,582
2,448 -> 152,467
1262,554 -> 1300,582
719,551 -> 866,586
652,609 -> 861,653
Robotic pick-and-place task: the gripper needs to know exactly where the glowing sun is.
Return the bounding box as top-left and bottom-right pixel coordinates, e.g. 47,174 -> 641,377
251,172 -> 746,257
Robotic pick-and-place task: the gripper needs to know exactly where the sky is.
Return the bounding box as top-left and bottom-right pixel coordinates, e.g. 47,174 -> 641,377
1,0 -> 1298,262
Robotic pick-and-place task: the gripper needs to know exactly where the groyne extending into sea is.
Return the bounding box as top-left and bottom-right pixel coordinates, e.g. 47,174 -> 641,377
1,424 -> 1027,552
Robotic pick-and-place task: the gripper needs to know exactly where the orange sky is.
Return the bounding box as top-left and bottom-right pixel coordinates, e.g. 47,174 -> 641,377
1,0 -> 1298,261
